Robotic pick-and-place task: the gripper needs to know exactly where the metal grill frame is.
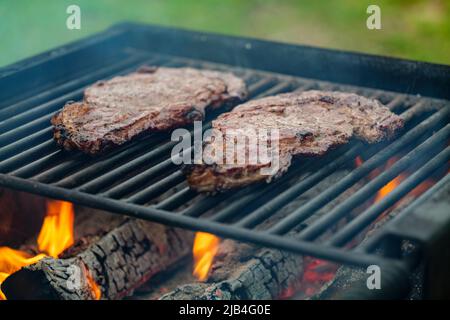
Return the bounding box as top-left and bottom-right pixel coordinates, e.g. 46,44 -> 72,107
0,23 -> 449,277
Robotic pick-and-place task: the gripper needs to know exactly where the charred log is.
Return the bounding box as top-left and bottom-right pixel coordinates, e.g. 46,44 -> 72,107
160,169 -> 362,300
2,216 -> 194,300
161,241 -> 302,300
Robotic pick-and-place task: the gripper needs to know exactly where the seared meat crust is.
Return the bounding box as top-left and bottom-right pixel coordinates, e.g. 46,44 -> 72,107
186,90 -> 404,192
52,66 -> 247,154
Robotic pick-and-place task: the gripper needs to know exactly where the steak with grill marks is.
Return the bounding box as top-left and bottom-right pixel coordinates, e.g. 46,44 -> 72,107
185,90 -> 404,193
51,66 -> 247,154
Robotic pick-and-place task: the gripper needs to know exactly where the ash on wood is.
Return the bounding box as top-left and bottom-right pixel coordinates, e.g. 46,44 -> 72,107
2,214 -> 194,300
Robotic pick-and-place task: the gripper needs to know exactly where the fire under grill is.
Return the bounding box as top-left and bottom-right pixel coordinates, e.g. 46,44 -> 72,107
0,23 -> 449,298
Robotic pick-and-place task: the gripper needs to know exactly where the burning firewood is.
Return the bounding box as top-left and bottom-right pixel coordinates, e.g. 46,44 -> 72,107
1,199 -> 194,300
160,239 -> 303,300
159,169 -> 364,300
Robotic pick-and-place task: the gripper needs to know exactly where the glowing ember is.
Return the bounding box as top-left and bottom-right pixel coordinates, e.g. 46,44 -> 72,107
303,259 -> 336,282
410,179 -> 436,196
86,270 -> 102,300
373,157 -> 403,203
279,285 -> 297,299
37,200 -> 74,257
374,175 -> 405,203
354,156 -> 364,167
0,200 -> 85,300
294,258 -> 339,299
192,232 -> 220,281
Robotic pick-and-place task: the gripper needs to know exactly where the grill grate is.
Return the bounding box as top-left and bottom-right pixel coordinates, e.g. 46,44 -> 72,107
0,24 -> 449,272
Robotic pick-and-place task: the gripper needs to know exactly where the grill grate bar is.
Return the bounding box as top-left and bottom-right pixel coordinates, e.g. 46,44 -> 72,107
233,144 -> 362,228
9,146 -> 84,179
295,124 -> 449,241
180,192 -> 231,217
0,56 -> 165,147
386,95 -> 408,110
73,124 -> 212,194
31,154 -> 95,183
180,145 -> 351,220
125,170 -> 185,203
0,126 -> 52,162
0,55 -> 153,131
207,160 -> 317,222
327,146 -> 450,247
104,158 -> 176,198
58,138 -> 171,190
154,186 -> 195,210
0,52 -> 150,122
358,174 -> 450,253
246,78 -> 279,98
35,136 -> 168,184
0,140 -> 59,174
0,113 -> 55,147
252,81 -> 296,98
0,172 -> 400,268
265,106 -> 449,235
78,142 -> 187,194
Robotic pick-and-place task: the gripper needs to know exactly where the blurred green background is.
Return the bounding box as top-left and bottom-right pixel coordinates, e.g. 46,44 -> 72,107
1,0 -> 449,67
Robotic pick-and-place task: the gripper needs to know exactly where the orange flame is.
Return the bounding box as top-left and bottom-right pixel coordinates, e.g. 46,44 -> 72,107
37,201 -> 74,257
0,247 -> 46,274
192,232 -> 220,281
0,273 -> 8,300
0,200 -> 80,300
0,247 -> 47,300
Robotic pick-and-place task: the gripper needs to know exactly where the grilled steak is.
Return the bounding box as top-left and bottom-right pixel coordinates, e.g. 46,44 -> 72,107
186,90 -> 404,192
51,66 -> 247,154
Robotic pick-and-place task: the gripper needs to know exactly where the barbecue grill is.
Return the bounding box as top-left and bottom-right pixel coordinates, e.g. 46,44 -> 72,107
0,23 -> 449,298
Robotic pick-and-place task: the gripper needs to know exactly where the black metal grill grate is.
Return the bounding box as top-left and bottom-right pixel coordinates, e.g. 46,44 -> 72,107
0,24 -> 449,272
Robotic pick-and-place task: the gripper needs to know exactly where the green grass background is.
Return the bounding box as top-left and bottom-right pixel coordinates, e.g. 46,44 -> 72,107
1,0 -> 449,67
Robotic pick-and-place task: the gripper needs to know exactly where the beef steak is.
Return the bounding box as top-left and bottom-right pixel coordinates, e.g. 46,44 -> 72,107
51,66 -> 247,154
186,90 -> 404,192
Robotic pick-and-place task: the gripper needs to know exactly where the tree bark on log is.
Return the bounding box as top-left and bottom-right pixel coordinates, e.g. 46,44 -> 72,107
2,216 -> 194,300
